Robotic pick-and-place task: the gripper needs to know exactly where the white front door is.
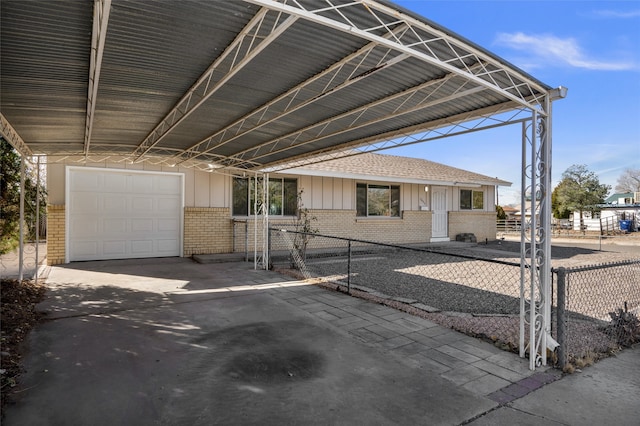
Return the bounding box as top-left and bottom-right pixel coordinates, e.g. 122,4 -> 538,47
431,186 -> 449,242
66,167 -> 184,262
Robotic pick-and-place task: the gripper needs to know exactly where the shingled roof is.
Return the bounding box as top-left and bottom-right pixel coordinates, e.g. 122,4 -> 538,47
283,152 -> 511,187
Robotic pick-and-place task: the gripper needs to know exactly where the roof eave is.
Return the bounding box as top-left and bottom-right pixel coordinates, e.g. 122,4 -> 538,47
279,167 -> 511,187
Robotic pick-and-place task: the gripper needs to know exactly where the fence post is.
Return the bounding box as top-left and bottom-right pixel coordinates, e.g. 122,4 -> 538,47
35,155 -> 41,284
556,267 -> 567,370
245,220 -> 249,262
599,217 -> 603,237
347,240 -> 352,294
232,220 -> 236,253
267,227 -> 272,269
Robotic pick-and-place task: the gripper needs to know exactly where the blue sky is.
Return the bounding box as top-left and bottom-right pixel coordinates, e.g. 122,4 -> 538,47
386,1 -> 640,206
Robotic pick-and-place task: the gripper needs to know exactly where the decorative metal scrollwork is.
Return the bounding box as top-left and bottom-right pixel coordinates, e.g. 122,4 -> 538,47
520,106 -> 552,370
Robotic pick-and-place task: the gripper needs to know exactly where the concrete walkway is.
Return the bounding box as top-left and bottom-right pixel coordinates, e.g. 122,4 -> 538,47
3,258 -> 638,424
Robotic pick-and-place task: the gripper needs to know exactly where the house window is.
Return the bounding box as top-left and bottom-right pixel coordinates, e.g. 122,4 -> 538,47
232,177 -> 297,216
460,189 -> 484,210
356,183 -> 400,217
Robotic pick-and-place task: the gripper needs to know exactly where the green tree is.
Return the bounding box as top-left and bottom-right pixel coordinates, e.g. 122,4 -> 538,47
553,164 -> 610,226
496,205 -> 506,220
551,181 -> 572,219
0,138 -> 47,254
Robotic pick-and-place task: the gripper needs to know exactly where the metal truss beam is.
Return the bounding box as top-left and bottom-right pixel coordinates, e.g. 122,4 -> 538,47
352,109 -> 532,153
224,68 -> 486,168
256,88 -> 554,174
84,0 -> 111,156
173,24 -> 411,166
132,8 -> 298,161
247,0 -> 548,113
0,113 -> 33,157
42,150 -> 261,175
261,101 -> 529,171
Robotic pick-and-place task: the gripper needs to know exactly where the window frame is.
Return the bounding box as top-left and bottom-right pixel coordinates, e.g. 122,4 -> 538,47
460,189 -> 485,211
356,182 -> 401,217
232,176 -> 297,217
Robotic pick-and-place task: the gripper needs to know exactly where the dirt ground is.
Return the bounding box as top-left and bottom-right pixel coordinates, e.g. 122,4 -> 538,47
0,279 -> 46,412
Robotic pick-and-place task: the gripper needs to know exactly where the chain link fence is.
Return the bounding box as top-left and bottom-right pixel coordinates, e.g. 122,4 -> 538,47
270,228 -> 527,353
554,260 -> 640,370
270,228 -> 640,369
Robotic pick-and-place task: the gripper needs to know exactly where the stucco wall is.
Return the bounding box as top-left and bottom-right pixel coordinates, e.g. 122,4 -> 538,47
47,160 -> 498,214
46,161 -> 231,208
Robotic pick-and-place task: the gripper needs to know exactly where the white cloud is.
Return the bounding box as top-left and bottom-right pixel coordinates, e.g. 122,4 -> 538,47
494,32 -> 635,71
593,10 -> 640,19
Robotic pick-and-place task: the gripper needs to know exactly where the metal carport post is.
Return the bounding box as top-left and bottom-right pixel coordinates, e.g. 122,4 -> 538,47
519,87 -> 566,370
0,113 -> 43,284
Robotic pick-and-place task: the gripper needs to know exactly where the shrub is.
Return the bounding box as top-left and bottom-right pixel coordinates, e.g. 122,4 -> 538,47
606,302 -> 640,347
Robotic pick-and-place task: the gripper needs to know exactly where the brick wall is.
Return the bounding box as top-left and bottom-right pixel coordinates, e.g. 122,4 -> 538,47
353,210 -> 432,244
183,207 -> 233,256
47,205 -> 495,262
235,210 -> 433,252
47,204 -> 65,265
47,205 -> 235,262
448,211 -> 497,242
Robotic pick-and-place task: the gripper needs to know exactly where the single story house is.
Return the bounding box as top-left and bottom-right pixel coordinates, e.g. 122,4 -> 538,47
46,152 -> 510,265
568,192 -> 640,232
501,206 -> 519,220
604,192 -> 639,206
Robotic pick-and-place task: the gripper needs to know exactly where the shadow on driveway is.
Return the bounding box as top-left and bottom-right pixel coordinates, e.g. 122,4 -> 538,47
4,258 -> 497,425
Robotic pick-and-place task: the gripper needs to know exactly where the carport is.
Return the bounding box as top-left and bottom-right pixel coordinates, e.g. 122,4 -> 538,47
0,0 -> 566,369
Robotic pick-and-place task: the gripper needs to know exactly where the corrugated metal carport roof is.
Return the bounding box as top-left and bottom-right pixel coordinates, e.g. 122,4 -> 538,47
1,0 -> 559,172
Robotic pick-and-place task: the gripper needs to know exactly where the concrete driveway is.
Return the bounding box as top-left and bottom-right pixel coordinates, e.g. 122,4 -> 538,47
4,257 -> 539,425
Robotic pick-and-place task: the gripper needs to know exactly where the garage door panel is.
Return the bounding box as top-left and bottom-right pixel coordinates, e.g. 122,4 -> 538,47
158,218 -> 178,232
131,240 -> 153,254
104,173 -> 127,193
157,239 -> 179,253
71,241 -> 99,259
131,218 -> 154,232
103,240 -> 127,256
71,172 -> 100,191
71,193 -> 99,213
104,218 -> 127,234
71,217 -> 99,236
132,175 -> 154,193
68,167 -> 183,262
103,196 -> 127,213
132,197 -> 154,212
157,197 -> 180,212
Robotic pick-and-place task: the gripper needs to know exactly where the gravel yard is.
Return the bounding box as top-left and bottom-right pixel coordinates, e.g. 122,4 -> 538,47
438,239 -> 640,268
305,251 -> 522,315
296,240 -> 638,316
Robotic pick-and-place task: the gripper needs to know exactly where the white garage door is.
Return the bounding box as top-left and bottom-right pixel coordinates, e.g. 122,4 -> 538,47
67,167 -> 183,262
